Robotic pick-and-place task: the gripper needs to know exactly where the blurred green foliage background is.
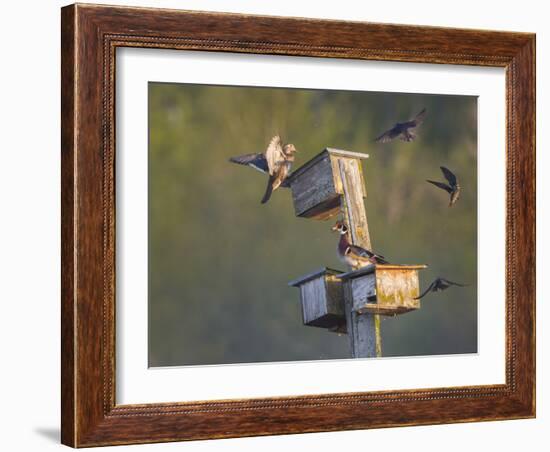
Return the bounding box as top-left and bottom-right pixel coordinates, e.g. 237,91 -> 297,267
148,82 -> 477,367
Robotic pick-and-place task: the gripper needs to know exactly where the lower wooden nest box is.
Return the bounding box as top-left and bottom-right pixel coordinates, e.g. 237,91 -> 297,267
289,264 -> 427,329
288,268 -> 346,332
340,264 -> 427,315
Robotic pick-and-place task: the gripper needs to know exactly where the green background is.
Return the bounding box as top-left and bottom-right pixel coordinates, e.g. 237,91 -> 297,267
148,82 -> 478,367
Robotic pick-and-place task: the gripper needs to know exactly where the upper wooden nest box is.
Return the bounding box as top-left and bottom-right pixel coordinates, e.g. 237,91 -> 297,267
288,267 -> 346,332
285,148 -> 369,220
340,264 -> 427,316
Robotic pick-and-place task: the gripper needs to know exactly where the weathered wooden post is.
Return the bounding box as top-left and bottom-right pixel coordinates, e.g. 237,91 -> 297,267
336,155 -> 382,358
339,263 -> 426,356
286,148 -> 427,358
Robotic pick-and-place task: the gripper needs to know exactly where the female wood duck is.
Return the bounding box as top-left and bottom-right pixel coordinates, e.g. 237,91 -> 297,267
229,135 -> 298,204
331,220 -> 388,268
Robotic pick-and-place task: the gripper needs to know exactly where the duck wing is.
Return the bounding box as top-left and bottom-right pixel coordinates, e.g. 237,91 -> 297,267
229,153 -> 269,174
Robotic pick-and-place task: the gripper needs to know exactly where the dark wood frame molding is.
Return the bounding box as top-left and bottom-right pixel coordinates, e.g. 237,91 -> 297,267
61,3 -> 535,447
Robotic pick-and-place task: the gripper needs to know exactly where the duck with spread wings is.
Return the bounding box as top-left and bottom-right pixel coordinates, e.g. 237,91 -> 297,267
229,135 -> 298,204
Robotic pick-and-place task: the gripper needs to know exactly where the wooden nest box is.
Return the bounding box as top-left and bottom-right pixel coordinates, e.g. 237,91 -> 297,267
286,146 -> 428,356
288,268 -> 346,332
285,148 -> 369,220
340,264 -> 427,316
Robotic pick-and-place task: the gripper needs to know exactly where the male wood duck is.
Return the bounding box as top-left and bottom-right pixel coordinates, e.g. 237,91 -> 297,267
375,108 -> 427,143
331,220 -> 388,268
415,277 -> 467,300
229,135 -> 298,204
426,166 -> 461,207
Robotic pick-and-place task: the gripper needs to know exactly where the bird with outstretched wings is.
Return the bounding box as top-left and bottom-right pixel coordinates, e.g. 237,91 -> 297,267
375,108 -> 427,143
228,152 -> 270,174
426,166 -> 461,206
415,277 -> 467,300
229,135 -> 298,203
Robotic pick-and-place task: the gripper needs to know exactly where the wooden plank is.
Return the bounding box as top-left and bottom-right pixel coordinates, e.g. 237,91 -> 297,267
375,264 -> 427,270
290,154 -> 337,217
297,196 -> 341,220
325,274 -> 346,318
325,148 -> 369,160
286,150 -> 329,182
325,275 -> 347,333
336,157 -> 381,357
344,280 -> 377,358
337,158 -> 371,250
351,274 -> 377,312
330,154 -> 366,196
61,4 -> 76,447
299,278 -> 347,329
340,264 -> 427,279
288,267 -> 342,287
376,268 -> 421,311
300,279 -> 327,324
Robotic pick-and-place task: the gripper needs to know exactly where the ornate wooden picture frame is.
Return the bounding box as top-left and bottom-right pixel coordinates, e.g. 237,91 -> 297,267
61,3 -> 535,447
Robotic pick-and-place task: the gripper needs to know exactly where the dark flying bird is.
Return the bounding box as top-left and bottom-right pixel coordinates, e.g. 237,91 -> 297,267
426,166 -> 461,206
415,277 -> 468,300
331,220 -> 389,268
375,108 -> 427,143
229,135 -> 298,204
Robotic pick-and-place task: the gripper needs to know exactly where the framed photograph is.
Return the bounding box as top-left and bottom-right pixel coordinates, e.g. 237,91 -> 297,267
61,3 -> 535,447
